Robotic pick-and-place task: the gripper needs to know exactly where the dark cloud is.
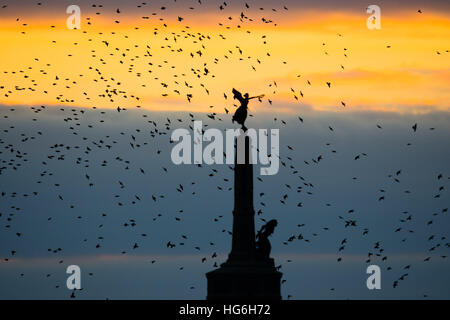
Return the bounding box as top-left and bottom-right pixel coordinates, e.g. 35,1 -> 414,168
1,0 -> 449,17
0,105 -> 449,298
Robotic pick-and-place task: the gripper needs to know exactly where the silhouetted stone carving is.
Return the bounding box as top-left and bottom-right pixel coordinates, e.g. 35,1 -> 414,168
256,219 -> 278,260
231,88 -> 264,132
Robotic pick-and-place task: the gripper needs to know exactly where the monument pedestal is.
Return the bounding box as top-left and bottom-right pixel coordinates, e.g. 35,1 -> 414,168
206,258 -> 282,300
206,134 -> 282,300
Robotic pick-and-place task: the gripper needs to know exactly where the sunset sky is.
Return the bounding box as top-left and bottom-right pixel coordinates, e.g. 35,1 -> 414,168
0,0 -> 449,300
0,0 -> 449,113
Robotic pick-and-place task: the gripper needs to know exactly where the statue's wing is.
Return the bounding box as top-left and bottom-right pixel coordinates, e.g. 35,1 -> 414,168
232,88 -> 244,103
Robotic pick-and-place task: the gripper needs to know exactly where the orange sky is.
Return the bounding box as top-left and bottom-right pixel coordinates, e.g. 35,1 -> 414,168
0,10 -> 449,114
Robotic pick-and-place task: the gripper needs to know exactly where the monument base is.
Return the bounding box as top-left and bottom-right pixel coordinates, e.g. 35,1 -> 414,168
206,258 -> 282,300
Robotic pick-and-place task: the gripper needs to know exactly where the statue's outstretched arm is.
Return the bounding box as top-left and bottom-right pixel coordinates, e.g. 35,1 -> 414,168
249,94 -> 265,99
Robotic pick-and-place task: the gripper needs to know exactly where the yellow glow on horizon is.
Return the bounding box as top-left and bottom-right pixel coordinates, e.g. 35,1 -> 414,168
0,11 -> 449,114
